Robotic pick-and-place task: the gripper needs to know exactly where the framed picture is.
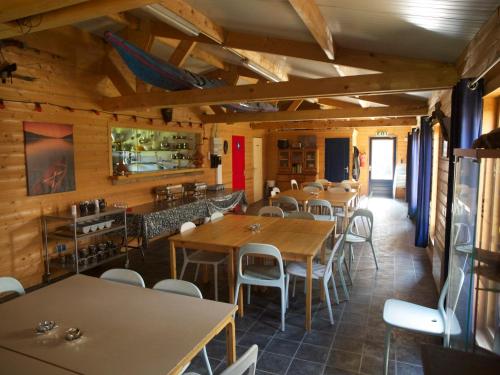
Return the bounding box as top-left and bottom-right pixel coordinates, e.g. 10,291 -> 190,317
23,121 -> 76,196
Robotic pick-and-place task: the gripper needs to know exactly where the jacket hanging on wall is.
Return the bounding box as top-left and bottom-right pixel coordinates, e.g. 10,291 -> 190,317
352,146 -> 360,181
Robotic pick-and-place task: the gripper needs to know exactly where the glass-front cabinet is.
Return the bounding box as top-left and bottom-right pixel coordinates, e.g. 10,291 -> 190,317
446,148 -> 500,355
278,150 -> 290,171
304,149 -> 317,172
111,127 -> 201,176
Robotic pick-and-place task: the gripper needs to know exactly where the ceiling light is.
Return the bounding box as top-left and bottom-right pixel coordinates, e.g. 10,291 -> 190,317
145,4 -> 200,37
242,59 -> 281,82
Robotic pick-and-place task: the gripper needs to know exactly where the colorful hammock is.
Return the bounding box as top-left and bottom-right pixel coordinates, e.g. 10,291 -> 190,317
104,31 -> 278,113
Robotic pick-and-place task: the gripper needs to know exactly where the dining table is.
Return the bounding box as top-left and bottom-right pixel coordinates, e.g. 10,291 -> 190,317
168,214 -> 335,331
0,275 -> 237,375
269,189 -> 357,231
0,346 -> 79,374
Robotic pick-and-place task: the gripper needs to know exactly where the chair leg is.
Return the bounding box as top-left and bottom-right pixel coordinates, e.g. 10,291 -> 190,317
234,282 -> 241,309
179,260 -> 188,280
369,240 -> 379,270
330,275 -> 339,305
292,276 -> 297,298
323,278 -> 333,325
202,346 -> 213,375
338,256 -> 350,301
194,264 -> 200,281
247,284 -> 251,305
214,264 -> 219,301
383,326 -> 392,375
280,282 -> 286,332
286,274 -> 290,309
348,243 -> 354,271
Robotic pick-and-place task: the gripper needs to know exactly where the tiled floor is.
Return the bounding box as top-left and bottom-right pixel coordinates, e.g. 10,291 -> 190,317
86,197 -> 440,375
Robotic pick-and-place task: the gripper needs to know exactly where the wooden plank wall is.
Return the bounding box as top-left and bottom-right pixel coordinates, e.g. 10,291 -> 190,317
264,125 -> 413,196
0,27 -> 265,288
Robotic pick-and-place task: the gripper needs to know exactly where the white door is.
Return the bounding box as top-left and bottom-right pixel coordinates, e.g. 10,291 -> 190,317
253,138 -> 263,202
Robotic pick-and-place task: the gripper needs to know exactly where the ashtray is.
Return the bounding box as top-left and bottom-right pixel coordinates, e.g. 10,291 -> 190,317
248,223 -> 261,233
36,320 -> 57,334
65,327 -> 83,341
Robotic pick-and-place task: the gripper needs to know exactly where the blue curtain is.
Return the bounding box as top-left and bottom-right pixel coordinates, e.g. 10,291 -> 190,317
415,117 -> 433,247
407,128 -> 420,218
444,79 -> 484,270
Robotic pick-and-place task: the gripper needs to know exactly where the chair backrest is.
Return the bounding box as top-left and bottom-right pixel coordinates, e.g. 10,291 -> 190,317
272,187 -> 280,194
0,276 -> 25,296
316,179 -> 329,184
286,211 -> 315,220
303,186 -> 321,193
180,221 -> 196,232
304,182 -> 323,190
340,182 -> 351,191
290,179 -> 299,190
347,209 -> 373,239
237,243 -> 284,283
258,206 -> 285,218
438,266 -> 465,324
324,234 -> 346,278
327,186 -> 345,193
100,269 -> 145,287
210,211 -> 224,221
307,199 -> 333,219
277,195 -> 299,212
153,279 -> 203,299
220,344 -> 258,375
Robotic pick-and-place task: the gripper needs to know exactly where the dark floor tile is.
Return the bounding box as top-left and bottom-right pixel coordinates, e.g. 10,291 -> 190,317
295,343 -> 330,364
287,358 -> 325,375
186,354 -> 221,375
396,343 -> 423,366
249,321 -> 279,336
396,362 -> 424,375
206,340 -> 229,361
327,350 -> 362,373
324,366 -> 358,375
303,330 -> 334,348
265,338 -> 300,357
238,331 -> 273,349
274,326 -> 305,343
332,334 -> 363,355
257,352 -> 292,375
359,354 -> 383,375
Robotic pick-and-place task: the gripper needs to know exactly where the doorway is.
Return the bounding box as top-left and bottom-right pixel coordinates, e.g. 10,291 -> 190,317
325,138 -> 350,182
232,135 -> 245,191
369,137 -> 396,197
252,138 -> 263,202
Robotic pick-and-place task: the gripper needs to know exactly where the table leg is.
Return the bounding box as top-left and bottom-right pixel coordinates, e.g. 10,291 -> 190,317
319,241 -> 326,302
170,240 -> 177,279
305,255 -> 313,332
228,250 -> 235,304
226,318 -> 236,365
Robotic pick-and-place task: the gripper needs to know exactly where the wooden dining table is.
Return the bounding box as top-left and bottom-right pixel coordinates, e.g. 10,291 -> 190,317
269,189 -> 357,230
0,275 -> 237,375
169,215 -> 335,331
0,346 -> 79,374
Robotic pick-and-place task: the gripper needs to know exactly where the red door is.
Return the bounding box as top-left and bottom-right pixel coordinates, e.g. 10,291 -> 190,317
232,135 -> 245,191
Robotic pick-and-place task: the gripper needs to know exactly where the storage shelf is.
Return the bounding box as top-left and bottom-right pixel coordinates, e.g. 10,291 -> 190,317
50,251 -> 127,274
50,224 -> 125,240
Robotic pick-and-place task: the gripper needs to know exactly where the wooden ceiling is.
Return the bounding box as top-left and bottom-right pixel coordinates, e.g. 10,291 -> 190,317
0,0 -> 497,128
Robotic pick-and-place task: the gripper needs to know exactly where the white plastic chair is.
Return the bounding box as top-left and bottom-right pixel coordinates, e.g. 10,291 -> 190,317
286,234 -> 347,324
303,186 -> 321,194
316,179 -> 329,184
345,209 -> 378,271
100,269 -> 145,287
286,211 -> 315,220
382,266 -> 465,375
304,182 -> 324,191
185,344 -> 258,375
0,276 -> 25,297
290,179 -> 299,190
276,195 -> 299,213
258,206 -> 285,218
210,211 -> 224,221
270,187 -> 280,198
153,279 -> 213,375
179,222 -> 227,301
235,243 -> 288,331
307,199 -> 335,222
327,186 -> 345,193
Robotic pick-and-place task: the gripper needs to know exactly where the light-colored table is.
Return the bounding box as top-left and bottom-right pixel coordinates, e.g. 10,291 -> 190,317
169,215 -> 335,331
0,275 -> 237,375
0,347 -> 79,374
269,189 -> 357,230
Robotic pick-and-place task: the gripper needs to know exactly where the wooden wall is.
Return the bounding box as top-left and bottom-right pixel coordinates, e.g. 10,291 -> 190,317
0,27 -> 265,288
264,125 -> 413,196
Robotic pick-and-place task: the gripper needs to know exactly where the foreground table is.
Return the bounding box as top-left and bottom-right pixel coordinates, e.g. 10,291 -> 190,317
0,275 -> 237,375
0,347 -> 79,374
269,189 -> 357,230
169,215 -> 335,331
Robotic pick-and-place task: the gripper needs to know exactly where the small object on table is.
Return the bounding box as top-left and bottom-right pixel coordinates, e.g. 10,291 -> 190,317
248,224 -> 261,233
36,320 -> 56,334
71,204 -> 77,217
64,328 -> 82,341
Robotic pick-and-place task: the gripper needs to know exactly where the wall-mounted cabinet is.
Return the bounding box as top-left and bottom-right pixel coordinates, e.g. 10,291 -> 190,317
110,127 -> 202,179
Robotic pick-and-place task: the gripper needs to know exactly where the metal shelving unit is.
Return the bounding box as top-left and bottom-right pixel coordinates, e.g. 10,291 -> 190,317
42,207 -> 129,282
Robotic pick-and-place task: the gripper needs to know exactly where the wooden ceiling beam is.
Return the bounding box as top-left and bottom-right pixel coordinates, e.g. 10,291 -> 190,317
287,100 -> 304,111
200,105 -> 427,124
157,0 -> 225,43
0,0 -> 87,23
318,98 -> 360,109
0,0 -> 157,39
251,117 -> 418,130
289,0 -> 334,60
357,94 -> 428,107
168,39 -> 197,66
99,68 -> 457,111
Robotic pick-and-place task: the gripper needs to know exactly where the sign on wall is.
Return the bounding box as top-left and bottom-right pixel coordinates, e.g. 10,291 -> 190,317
23,121 -> 76,196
